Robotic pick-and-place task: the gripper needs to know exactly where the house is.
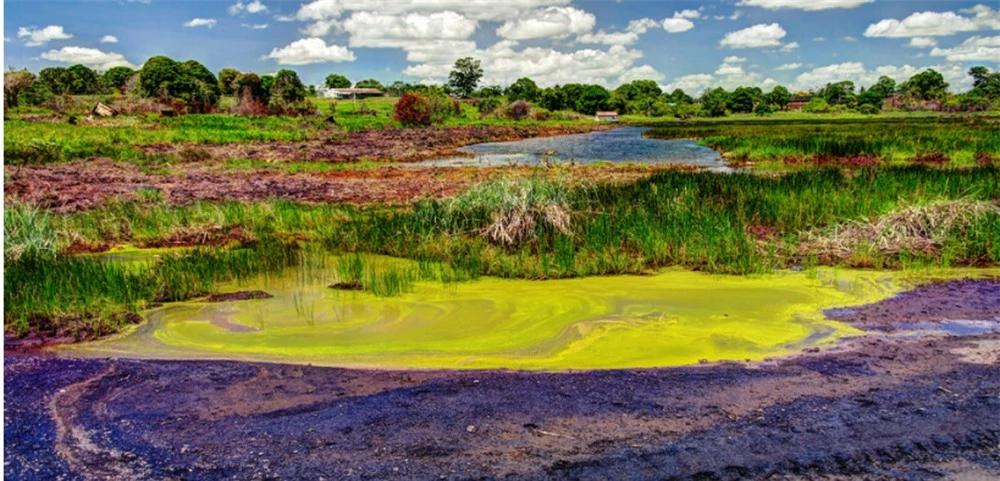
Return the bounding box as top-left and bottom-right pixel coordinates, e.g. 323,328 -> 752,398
324,88 -> 385,100
595,111 -> 619,122
786,96 -> 813,111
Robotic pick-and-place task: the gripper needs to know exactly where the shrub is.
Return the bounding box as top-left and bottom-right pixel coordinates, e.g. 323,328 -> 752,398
753,103 -> 774,116
393,92 -> 433,126
478,96 -> 501,114
506,100 -> 531,121
857,104 -> 880,115
803,97 -> 831,114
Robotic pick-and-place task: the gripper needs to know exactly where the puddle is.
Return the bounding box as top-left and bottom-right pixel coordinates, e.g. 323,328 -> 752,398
418,127 -> 727,168
898,319 -> 1000,336
55,262 -> 999,370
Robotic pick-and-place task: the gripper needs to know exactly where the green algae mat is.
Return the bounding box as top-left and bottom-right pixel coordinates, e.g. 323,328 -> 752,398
55,263 -> 999,370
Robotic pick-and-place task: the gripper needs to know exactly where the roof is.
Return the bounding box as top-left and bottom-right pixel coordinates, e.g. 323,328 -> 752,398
595,111 -> 619,116
789,96 -> 814,102
331,88 -> 384,94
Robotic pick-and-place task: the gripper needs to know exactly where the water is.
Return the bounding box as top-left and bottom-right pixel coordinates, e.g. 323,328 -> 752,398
419,127 -> 726,168
57,258 -> 988,371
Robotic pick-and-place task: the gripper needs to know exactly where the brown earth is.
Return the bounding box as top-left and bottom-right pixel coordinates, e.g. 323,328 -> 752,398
5,280 -> 1000,480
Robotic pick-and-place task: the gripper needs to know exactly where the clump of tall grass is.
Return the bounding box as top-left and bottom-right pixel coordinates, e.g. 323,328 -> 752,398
4,202 -> 58,261
449,177 -> 574,246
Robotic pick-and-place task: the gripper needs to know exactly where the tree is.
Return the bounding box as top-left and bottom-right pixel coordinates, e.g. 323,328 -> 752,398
820,80 -> 856,106
475,85 -> 503,98
393,92 -> 433,126
177,60 -> 221,111
325,73 -> 351,89
233,72 -> 268,104
575,85 -> 610,115
354,78 -> 383,90
67,64 -> 101,94
727,86 -> 761,113
540,87 -> 567,111
4,69 -> 36,108
103,66 -> 135,93
900,69 -> 948,100
448,57 -> 483,98
670,88 -> 693,104
869,75 -> 896,98
139,56 -> 181,99
37,67 -> 72,96
218,68 -> 241,96
968,66 -> 1000,99
610,80 -> 661,115
764,85 -> 791,110
700,87 -> 729,117
507,77 -> 540,102
272,69 -> 307,105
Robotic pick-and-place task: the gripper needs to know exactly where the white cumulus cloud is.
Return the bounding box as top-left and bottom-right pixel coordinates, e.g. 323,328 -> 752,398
577,18 -> 658,46
41,46 -> 135,70
662,18 -> 695,33
618,64 -> 665,83
930,35 -> 1000,62
864,5 -> 1000,38
230,1 -> 268,14
496,6 -> 595,40
183,18 -> 217,28
265,37 -> 356,65
907,37 -> 938,48
100,35 -> 119,44
737,0 -> 874,10
345,11 -> 478,47
17,25 -> 72,46
793,62 -> 974,91
720,23 -> 787,48
776,62 -> 802,70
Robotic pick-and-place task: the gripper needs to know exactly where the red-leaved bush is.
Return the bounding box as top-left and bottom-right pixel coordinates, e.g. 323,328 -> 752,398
393,93 -> 433,126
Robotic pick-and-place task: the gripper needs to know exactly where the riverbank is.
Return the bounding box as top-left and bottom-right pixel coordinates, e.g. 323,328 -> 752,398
6,278 -> 999,480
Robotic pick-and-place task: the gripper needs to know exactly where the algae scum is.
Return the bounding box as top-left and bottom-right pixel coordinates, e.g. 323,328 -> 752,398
58,253 -> 993,370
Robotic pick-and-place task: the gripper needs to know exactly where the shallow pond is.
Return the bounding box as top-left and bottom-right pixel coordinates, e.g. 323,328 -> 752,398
55,258 -> 996,370
420,127 -> 726,168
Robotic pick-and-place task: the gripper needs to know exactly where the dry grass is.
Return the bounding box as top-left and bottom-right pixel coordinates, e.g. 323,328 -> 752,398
798,199 -> 1000,260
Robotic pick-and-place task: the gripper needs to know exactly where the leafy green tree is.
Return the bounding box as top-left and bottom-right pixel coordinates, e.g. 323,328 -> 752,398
764,85 -> 791,110
176,60 -> 221,111
575,85 -> 610,115
900,69 -> 948,100
67,64 -> 101,94
507,77 -> 540,102
754,102 -> 774,116
103,66 -> 135,93
233,72 -> 268,103
354,78 -> 384,90
218,68 -> 241,95
856,87 -> 884,111
324,73 -> 351,89
968,66 -> 1000,99
261,75 -> 276,98
448,57 -> 483,98
610,80 -> 661,115
139,56 -> 181,99
820,80 -> 856,106
670,88 -> 693,104
803,97 -> 831,113
700,87 -> 730,117
475,85 -> 503,98
869,75 -> 896,98
4,69 -> 36,107
727,86 -> 761,113
37,67 -> 72,95
272,69 -> 307,105
540,87 -> 568,111
387,80 -> 409,96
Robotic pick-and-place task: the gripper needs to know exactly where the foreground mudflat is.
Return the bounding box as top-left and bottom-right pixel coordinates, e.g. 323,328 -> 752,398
5,281 -> 1000,481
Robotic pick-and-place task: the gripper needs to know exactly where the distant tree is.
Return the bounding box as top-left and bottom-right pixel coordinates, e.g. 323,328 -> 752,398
575,85 -> 610,115
507,77 -> 540,102
103,66 -> 135,94
900,69 -> 948,100
670,88 -> 693,104
177,60 -> 221,112
272,69 -> 307,105
387,80 -> 409,96
448,57 -> 483,98
325,73 -> 351,89
754,102 -> 774,116
478,96 -> 502,114
218,68 -> 241,96
869,75 -> 896,98
968,66 -> 1000,99
803,97 -> 831,113
37,67 -> 72,96
727,86 -> 761,113
540,87 -> 568,111
4,69 -> 36,108
67,64 -> 101,94
856,87 -> 884,111
233,72 -> 268,104
393,92 -> 433,126
354,78 -> 384,90
260,74 -> 276,98
764,85 -> 791,110
475,85 -> 503,98
700,87 -> 729,117
820,80 -> 856,106
139,56 -> 182,99
610,80 -> 661,115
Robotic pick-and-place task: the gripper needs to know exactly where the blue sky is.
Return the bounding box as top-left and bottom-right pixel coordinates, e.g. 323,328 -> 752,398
4,0 -> 999,94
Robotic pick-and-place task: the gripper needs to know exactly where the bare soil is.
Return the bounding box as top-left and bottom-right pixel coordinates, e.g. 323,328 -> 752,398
5,280 -> 999,480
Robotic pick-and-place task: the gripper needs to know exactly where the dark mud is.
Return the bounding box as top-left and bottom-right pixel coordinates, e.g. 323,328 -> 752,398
203,290 -> 274,302
6,280 -> 1000,480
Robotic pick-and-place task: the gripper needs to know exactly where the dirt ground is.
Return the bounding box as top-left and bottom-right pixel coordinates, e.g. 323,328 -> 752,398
5,279 -> 999,480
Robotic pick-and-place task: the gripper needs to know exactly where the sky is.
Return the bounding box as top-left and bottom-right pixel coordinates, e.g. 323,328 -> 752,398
3,0 -> 999,94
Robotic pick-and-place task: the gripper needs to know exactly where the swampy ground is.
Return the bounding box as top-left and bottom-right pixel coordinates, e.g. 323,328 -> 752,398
5,279 -> 1000,480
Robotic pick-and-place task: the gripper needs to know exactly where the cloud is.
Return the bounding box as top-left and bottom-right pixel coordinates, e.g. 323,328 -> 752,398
737,0 -> 874,10
665,74 -> 714,95
183,18 -> 217,28
265,37 -> 356,65
907,37 -> 938,48
577,18 -> 658,46
930,35 -> 1000,62
662,18 -> 694,33
100,35 -> 119,44
243,23 -> 269,30
496,7 -> 595,40
286,0 -> 571,23
618,64 -> 665,83
345,11 -> 478,47
40,46 -> 135,70
230,1 -> 268,15
17,25 -> 72,46
792,62 -> 974,91
864,5 -> 1000,38
720,23 -> 787,48
674,9 -> 701,20
776,62 -> 802,70
780,41 -> 799,52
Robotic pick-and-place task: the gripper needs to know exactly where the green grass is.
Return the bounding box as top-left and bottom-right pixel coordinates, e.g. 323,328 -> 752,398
643,115 -> 1000,168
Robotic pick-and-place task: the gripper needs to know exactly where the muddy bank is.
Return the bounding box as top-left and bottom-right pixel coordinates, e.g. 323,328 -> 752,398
5,280 -> 1000,480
